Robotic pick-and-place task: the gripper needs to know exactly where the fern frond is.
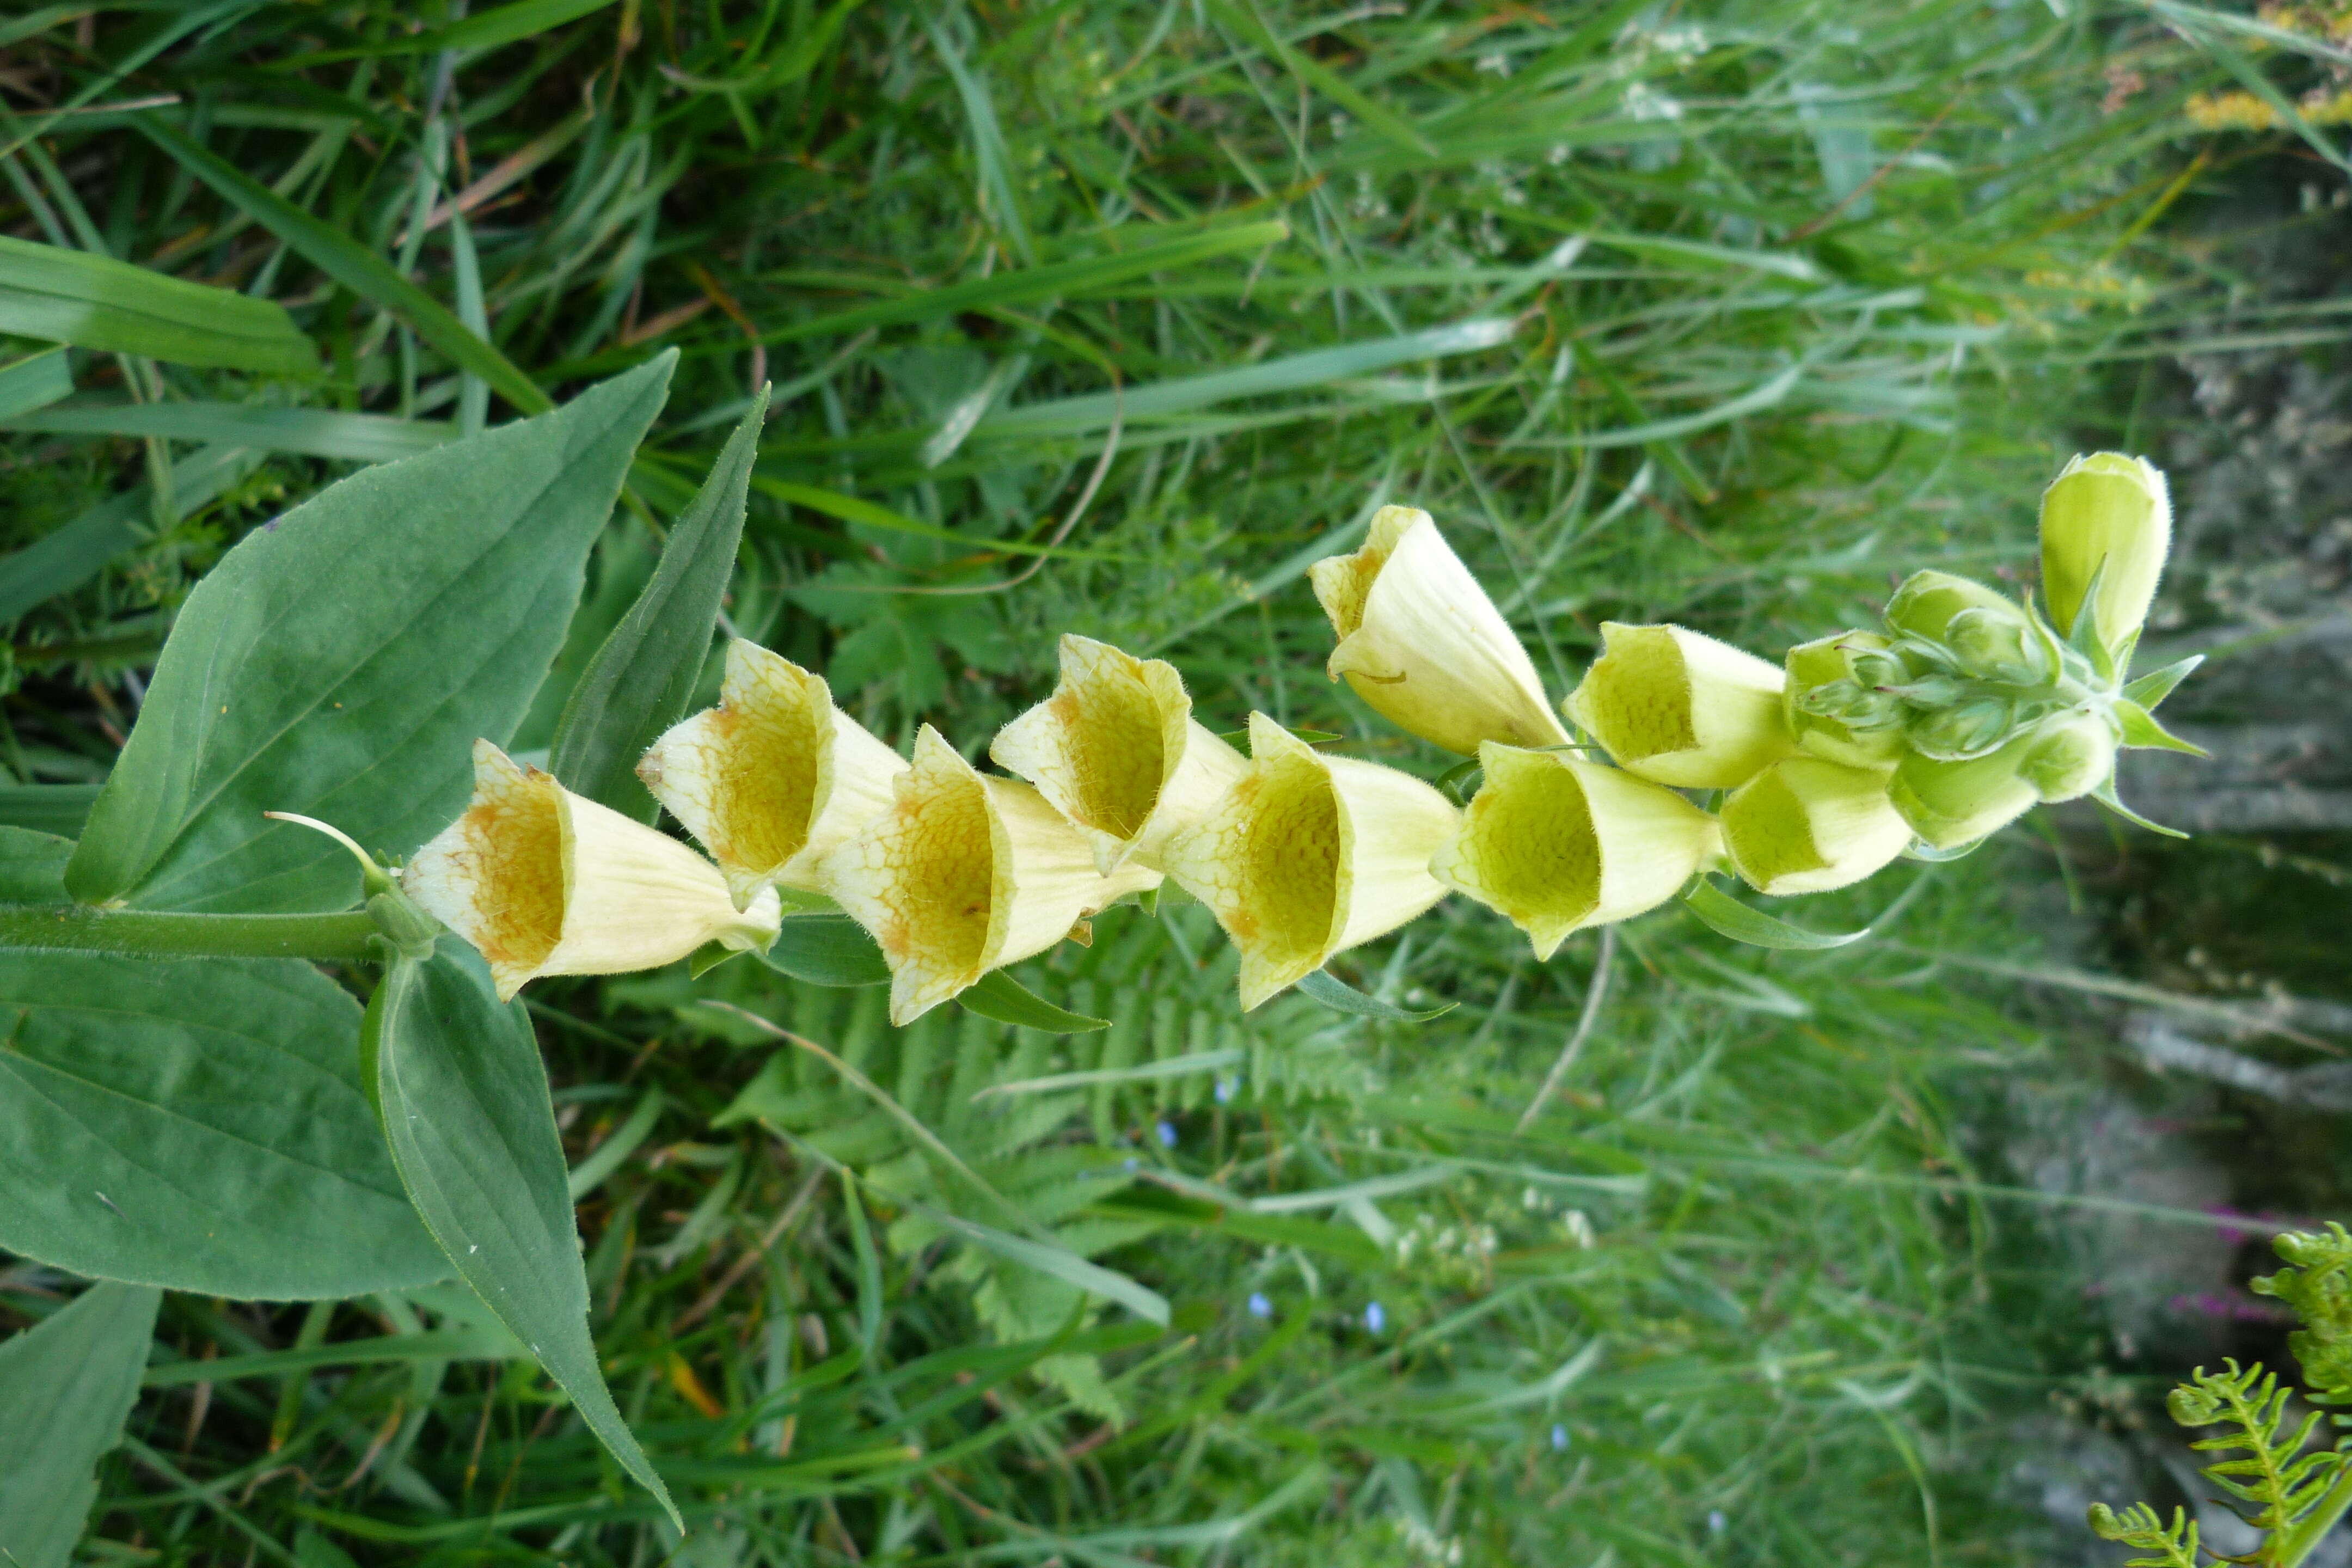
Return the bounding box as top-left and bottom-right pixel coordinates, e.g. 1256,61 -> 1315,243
2087,1502 -> 2200,1568
2254,1223 -> 2352,1406
2170,1358 -> 2352,1536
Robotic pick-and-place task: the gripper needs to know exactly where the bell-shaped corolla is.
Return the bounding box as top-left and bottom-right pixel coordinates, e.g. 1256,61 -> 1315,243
1566,622 -> 1794,789
405,740 -> 782,1001
636,640 -> 908,909
820,726 -> 1159,1026
1784,629 -> 1908,768
2040,452 -> 2171,653
1308,505 -> 1567,756
1157,714 -> 1458,1010
988,634 -> 1248,875
1887,736 -> 2041,850
1431,744 -> 1719,959
1722,756 -> 1912,897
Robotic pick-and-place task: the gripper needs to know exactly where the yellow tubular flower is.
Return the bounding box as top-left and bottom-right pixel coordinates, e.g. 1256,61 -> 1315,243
988,634 -> 1249,875
1566,622 -> 1795,789
1431,744 -> 1720,960
405,740 -> 782,1002
1887,737 -> 2042,851
2039,452 -> 2171,653
1308,505 -> 1567,756
636,640 -> 908,909
1722,757 -> 1912,897
820,726 -> 1159,1026
1157,714 -> 1459,1010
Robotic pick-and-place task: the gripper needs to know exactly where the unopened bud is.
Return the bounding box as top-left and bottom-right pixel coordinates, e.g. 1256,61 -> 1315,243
1886,736 -> 2041,850
820,727 -> 1159,1025
406,740 -> 782,1001
1159,714 -> 1457,1009
1308,506 -> 1566,755
1722,757 -> 1912,896
2019,709 -> 2118,803
1431,745 -> 1720,958
989,634 -> 1248,874
1884,570 -> 2029,650
1785,630 -> 1906,767
1566,622 -> 1793,789
2041,452 -> 2171,651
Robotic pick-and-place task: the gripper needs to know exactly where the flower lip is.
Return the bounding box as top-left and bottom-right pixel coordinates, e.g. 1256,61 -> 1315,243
637,640 -> 906,909
1157,713 -> 1457,1009
405,739 -> 781,1001
988,634 -> 1247,875
1430,744 -> 1720,959
1308,505 -> 1567,756
820,725 -> 1158,1026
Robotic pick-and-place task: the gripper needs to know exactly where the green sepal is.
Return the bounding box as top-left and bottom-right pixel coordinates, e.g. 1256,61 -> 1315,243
2122,654 -> 2203,713
1900,835 -> 1987,863
1435,756 -> 1484,806
1680,877 -> 1869,951
688,940 -> 748,979
2090,781 -> 2189,839
1295,968 -> 1457,1022
2062,555 -> 2121,684
957,970 -> 1111,1033
2113,699 -> 2208,757
756,915 -> 889,987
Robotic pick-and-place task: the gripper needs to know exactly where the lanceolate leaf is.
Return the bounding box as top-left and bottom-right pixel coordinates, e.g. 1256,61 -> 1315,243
0,787 -> 96,838
757,915 -> 890,987
0,1282 -> 159,1568
0,235 -> 316,375
2115,699 -> 2210,757
552,386 -> 767,817
0,347 -> 72,421
65,354 -> 674,914
2122,653 -> 2204,713
2092,780 -> 2190,840
1680,878 -> 1869,951
958,970 -> 1112,1033
364,944 -> 678,1527
1295,968 -> 1457,1022
0,952 -> 445,1297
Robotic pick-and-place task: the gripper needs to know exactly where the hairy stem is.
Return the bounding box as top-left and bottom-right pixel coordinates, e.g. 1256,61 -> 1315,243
0,905 -> 379,962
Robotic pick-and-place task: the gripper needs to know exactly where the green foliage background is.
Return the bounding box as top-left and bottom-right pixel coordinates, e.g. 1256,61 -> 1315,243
0,0 -> 2320,1562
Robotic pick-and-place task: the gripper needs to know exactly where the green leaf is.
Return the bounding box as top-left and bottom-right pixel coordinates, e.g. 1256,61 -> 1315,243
1295,968 -> 1458,1022
0,1281 -> 159,1568
436,0 -> 621,51
0,235 -> 316,375
756,915 -> 890,987
0,825 -> 72,900
0,952 -> 445,1297
2114,699 -> 2209,757
1680,878 -> 1870,951
364,944 -> 677,1527
902,1197 -> 1169,1327
4,399 -> 453,462
0,444 -> 258,624
551,387 -> 765,817
64,355 -> 673,914
1203,0 -> 1437,158
2091,780 -> 2189,840
956,970 -> 1113,1033
131,117 -> 549,414
0,347 -> 71,421
2122,653 -> 2204,712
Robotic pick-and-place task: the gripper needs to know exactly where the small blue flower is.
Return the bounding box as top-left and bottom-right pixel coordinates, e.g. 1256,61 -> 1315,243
1707,1511 -> 1727,1535
1155,1120 -> 1178,1148
1364,1301 -> 1386,1334
1247,1292 -> 1272,1319
1122,1156 -> 1140,1172
1551,1424 -> 1569,1453
1214,1076 -> 1235,1104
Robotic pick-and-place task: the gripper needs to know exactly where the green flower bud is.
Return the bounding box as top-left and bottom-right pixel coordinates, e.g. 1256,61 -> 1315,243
1722,757 -> 1912,897
1785,630 -> 1906,767
1566,622 -> 1794,789
2040,451 -> 2171,651
1884,569 -> 2028,648
1430,745 -> 1721,959
2018,709 -> 2118,803
1907,696 -> 2020,762
1886,735 -> 2041,850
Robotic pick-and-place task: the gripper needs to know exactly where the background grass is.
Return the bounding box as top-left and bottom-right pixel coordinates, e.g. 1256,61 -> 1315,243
2,1 -> 2340,1563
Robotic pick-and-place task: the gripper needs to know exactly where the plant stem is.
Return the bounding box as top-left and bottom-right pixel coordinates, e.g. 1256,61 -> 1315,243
2276,1461 -> 2352,1568
0,905 -> 379,962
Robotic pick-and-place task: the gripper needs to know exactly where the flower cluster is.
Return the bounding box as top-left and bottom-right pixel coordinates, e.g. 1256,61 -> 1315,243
403,456 -> 2196,1021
